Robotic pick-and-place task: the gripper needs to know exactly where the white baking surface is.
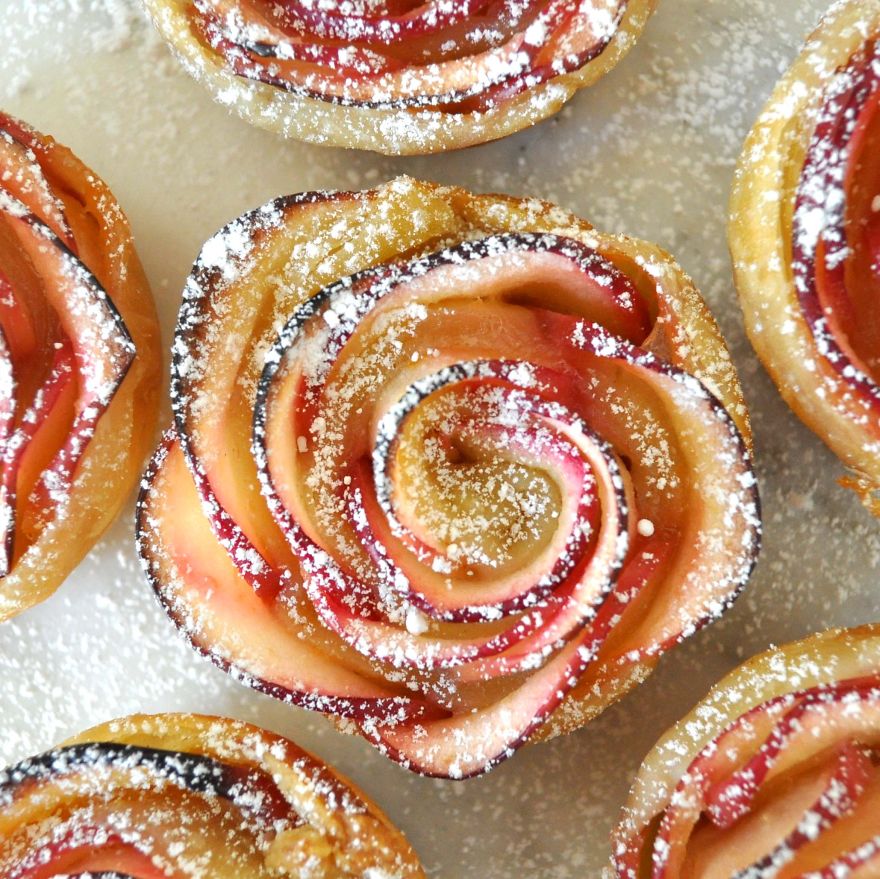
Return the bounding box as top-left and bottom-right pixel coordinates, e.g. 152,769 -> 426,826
0,1 -> 873,876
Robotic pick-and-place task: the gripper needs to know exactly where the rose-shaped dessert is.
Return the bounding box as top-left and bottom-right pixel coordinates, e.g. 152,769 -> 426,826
0,113 -> 160,621
613,625 -> 880,879
730,0 -> 880,513
0,712 -> 424,877
142,0 -> 657,154
136,177 -> 760,778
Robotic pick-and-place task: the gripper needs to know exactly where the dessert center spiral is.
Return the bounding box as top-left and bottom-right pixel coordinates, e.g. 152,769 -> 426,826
385,379 -> 574,578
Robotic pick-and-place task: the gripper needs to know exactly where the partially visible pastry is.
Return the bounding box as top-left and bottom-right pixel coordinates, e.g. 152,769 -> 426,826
0,713 -> 425,877
613,625 -> 880,878
0,113 -> 161,621
136,177 -> 760,778
730,0 -> 880,512
142,0 -> 657,154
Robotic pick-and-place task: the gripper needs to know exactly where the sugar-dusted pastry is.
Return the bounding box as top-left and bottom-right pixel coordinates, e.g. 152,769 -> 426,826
613,625 -> 880,879
136,177 -> 760,778
142,0 -> 657,155
0,113 -> 161,621
730,0 -> 880,512
0,712 -> 424,877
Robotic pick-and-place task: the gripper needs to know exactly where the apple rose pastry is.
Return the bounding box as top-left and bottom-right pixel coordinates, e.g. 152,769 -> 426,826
142,0 -> 657,155
612,625 -> 880,879
136,177 -> 760,778
0,712 -> 424,877
0,113 -> 160,621
730,0 -> 880,512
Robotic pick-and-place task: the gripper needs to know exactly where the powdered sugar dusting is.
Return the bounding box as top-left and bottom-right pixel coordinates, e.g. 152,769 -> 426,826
1,1 -> 874,877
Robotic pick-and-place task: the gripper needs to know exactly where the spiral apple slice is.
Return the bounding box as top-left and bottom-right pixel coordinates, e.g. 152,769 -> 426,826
256,356 -> 632,671
364,335 -> 758,777
613,627 -> 880,879
651,705 -> 879,878
0,713 -> 425,878
250,235 -> 645,665
735,744 -> 874,879
705,683 -> 880,829
169,184 -> 454,592
247,233 -> 757,775
137,434 -> 443,723
140,179 -> 758,778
